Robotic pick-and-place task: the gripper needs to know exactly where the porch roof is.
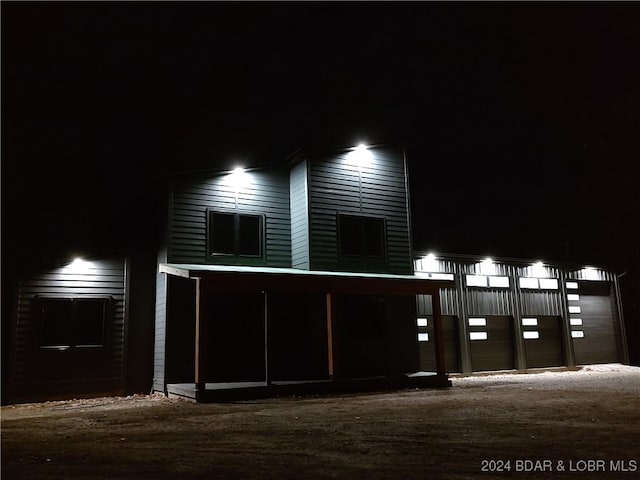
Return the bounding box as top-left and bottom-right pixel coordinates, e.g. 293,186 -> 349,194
159,263 -> 454,295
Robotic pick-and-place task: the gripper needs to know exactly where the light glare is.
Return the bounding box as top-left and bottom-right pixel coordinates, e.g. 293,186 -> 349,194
227,166 -> 251,191
479,258 -> 496,275
531,261 -> 547,278
421,253 -> 439,272
64,257 -> 93,273
346,144 -> 373,166
583,267 -> 600,281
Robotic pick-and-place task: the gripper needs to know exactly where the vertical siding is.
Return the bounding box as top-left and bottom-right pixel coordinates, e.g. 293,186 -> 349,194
566,267 -> 614,282
464,289 -> 515,315
415,257 -> 579,317
519,291 -> 564,315
456,261 -> 516,316
290,160 -> 310,269
10,258 -> 126,402
416,289 -> 459,316
168,169 -> 291,267
515,265 -> 564,316
307,146 -> 413,274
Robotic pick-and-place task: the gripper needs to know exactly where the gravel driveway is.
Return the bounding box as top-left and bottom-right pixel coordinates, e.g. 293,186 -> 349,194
2,364 -> 639,479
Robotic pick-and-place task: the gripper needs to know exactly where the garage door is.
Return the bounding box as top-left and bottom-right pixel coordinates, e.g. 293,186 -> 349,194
521,316 -> 564,368
417,315 -> 459,373
568,281 -> 619,365
468,315 -> 514,372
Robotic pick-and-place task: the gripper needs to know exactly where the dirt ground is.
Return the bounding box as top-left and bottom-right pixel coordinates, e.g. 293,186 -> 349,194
2,364 -> 639,479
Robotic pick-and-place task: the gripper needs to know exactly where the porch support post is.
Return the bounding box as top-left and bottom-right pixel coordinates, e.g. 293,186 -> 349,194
326,292 -> 337,379
431,289 -> 447,381
194,277 -> 206,396
264,292 -> 271,385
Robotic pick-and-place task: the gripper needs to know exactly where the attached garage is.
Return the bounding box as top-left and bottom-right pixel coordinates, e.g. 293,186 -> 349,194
468,315 -> 515,372
521,316 -> 564,369
569,281 -> 620,365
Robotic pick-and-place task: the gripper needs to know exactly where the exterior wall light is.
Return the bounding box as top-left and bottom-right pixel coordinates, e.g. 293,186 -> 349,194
346,143 -> 373,167
422,253 -> 439,272
64,257 -> 93,274
531,261 -> 547,278
479,257 -> 496,276
227,166 -> 252,192
582,267 -> 600,280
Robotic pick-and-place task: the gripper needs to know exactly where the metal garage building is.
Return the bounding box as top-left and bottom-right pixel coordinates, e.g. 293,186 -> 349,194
414,253 -> 628,374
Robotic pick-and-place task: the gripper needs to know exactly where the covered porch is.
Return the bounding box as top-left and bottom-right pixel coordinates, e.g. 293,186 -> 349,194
158,264 -> 454,402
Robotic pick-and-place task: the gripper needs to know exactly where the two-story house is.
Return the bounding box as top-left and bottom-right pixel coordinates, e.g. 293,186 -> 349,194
153,144 -> 452,401
6,143 -> 628,404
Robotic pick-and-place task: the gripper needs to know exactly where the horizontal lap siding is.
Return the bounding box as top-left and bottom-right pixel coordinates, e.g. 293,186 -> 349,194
308,147 -> 412,274
10,258 -> 126,402
290,161 -> 310,269
153,268 -> 167,393
169,171 -> 291,267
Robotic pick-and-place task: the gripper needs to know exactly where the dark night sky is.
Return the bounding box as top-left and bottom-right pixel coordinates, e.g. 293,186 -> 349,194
3,2 -> 640,277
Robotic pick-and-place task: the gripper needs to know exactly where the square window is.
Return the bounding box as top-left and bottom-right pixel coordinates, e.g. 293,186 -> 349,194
41,298 -> 73,347
338,215 -> 385,259
39,297 -> 108,349
238,215 -> 261,256
208,211 -> 263,257
362,217 -> 385,257
209,212 -> 235,254
338,215 -> 362,256
75,299 -> 106,346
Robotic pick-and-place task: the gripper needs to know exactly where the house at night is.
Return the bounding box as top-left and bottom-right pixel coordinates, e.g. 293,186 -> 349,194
5,144 -> 630,403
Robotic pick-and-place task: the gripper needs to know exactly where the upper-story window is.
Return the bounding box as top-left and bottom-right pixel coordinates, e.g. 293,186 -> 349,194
338,214 -> 385,259
208,211 -> 263,257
